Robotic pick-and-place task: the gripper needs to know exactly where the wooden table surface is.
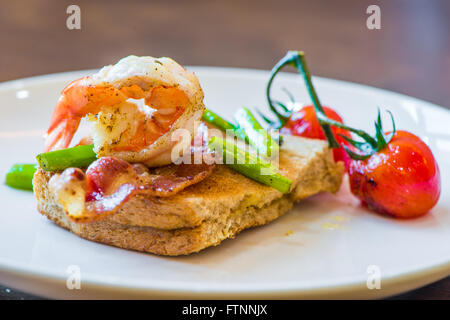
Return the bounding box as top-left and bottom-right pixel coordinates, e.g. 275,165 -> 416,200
0,0 -> 448,299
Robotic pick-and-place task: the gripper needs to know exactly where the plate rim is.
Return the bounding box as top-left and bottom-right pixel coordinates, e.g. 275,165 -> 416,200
0,66 -> 449,298
1,65 -> 448,113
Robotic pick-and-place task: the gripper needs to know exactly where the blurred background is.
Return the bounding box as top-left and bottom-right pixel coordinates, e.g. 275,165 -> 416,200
0,0 -> 449,299
1,0 -> 449,108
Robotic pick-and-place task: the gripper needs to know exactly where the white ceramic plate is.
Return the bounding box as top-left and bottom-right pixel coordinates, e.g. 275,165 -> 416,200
0,67 -> 449,299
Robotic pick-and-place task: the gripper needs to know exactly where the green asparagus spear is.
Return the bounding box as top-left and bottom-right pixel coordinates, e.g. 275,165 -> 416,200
5,164 -> 37,190
202,108 -> 248,141
208,136 -> 292,193
202,108 -> 235,130
37,144 -> 97,172
234,107 -> 279,158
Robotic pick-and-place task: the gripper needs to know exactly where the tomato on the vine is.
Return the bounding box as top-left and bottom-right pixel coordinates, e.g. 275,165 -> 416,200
280,105 -> 350,166
348,130 -> 440,218
266,50 -> 441,219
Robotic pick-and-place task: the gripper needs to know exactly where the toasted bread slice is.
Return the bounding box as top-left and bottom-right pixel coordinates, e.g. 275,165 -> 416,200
34,135 -> 344,255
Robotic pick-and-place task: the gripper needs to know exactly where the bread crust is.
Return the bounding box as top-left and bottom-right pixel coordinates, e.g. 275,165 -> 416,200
34,135 -> 344,256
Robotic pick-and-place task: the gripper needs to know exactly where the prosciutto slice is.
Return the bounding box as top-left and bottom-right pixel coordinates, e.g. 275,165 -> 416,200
49,156 -> 215,223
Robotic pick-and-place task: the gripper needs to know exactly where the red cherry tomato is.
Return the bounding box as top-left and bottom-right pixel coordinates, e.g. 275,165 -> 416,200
348,130 -> 441,218
280,105 -> 350,166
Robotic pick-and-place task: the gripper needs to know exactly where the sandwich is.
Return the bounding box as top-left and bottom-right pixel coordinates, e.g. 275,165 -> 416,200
33,55 -> 344,256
